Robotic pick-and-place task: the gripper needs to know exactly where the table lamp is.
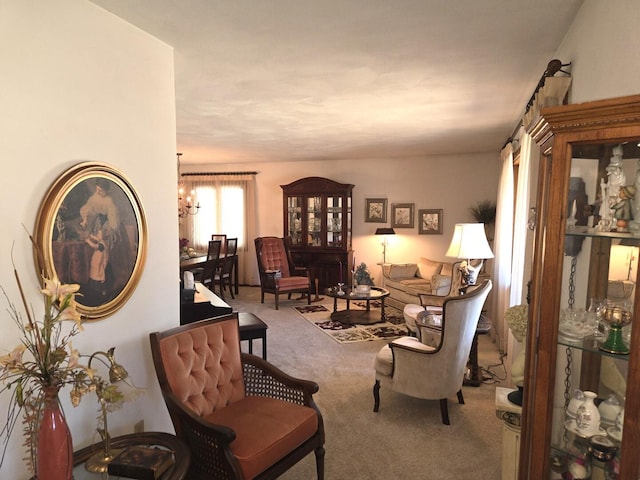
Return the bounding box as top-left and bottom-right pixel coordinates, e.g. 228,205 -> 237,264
375,227 -> 395,264
445,223 -> 494,293
85,347 -> 144,473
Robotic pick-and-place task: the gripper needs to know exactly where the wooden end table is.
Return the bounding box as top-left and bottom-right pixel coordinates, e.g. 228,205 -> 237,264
325,286 -> 390,324
70,431 -> 190,480
238,312 -> 268,359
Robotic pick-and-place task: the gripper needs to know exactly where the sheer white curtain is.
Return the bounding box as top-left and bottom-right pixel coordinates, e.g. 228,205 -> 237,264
179,173 -> 257,286
492,143 -> 515,353
511,132 -> 535,306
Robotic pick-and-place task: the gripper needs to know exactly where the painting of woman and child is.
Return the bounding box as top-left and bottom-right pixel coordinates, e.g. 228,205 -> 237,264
35,163 -> 146,320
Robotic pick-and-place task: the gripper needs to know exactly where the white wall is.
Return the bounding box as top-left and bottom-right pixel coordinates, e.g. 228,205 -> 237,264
182,152 -> 501,286
555,0 -> 640,103
0,1 -> 177,477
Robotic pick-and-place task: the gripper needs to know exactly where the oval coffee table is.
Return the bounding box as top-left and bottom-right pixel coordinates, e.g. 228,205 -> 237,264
325,286 -> 390,324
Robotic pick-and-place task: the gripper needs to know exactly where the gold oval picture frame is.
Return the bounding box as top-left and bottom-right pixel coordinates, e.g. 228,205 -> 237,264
33,162 -> 147,321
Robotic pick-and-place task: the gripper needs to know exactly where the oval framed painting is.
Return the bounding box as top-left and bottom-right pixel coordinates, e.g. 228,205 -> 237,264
33,162 -> 147,321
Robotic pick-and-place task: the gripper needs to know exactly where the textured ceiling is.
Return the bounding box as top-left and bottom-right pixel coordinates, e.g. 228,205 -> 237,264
90,0 -> 583,164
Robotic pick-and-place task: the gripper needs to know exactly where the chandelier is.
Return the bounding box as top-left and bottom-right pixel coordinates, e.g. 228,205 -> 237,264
177,153 -> 200,217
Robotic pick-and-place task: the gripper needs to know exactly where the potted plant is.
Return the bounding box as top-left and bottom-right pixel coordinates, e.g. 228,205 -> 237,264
0,243 -> 135,477
469,200 -> 496,226
353,262 -> 374,293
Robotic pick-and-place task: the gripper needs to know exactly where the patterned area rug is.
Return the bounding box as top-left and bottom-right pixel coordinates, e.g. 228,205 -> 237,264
293,302 -> 407,344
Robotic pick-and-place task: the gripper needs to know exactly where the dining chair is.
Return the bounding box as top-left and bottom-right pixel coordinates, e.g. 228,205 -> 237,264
214,237 -> 237,300
198,240 -> 223,292
211,234 -> 227,254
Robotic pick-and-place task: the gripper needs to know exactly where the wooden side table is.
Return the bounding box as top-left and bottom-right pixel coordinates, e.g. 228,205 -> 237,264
238,312 -> 269,359
71,432 -> 190,480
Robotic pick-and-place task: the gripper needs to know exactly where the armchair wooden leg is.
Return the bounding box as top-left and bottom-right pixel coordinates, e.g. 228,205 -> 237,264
312,278 -> 323,302
373,380 -> 381,412
439,398 -> 450,425
315,446 -> 326,480
457,389 -> 465,405
275,293 -> 279,310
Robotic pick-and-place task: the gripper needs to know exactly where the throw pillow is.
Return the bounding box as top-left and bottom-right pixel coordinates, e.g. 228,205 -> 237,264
440,262 -> 453,277
387,264 -> 418,279
417,258 -> 442,279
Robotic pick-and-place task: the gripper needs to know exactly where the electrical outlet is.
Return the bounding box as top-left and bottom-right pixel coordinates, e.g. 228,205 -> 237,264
134,419 -> 144,433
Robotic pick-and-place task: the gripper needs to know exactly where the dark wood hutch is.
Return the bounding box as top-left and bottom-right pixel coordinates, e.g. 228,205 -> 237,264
281,176 -> 353,293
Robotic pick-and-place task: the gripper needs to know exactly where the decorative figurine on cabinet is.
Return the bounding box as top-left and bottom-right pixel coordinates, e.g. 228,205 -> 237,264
611,185 -> 635,232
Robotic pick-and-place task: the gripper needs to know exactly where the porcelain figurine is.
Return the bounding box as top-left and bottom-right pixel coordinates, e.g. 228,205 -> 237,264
576,391 -> 601,436
566,389 -> 584,420
598,395 -> 622,426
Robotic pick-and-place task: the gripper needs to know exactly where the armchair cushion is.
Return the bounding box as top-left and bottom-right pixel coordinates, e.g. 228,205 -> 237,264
205,396 -> 318,479
278,276 -> 311,289
374,337 -> 435,376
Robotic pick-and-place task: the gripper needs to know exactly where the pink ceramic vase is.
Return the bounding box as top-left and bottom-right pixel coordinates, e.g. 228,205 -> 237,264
37,387 -> 73,480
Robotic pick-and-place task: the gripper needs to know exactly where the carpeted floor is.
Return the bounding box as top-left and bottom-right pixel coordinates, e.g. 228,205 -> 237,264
227,286 -> 505,480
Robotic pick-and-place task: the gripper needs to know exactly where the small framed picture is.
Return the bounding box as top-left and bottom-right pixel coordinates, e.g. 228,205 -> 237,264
391,203 -> 415,229
365,198 -> 387,223
418,209 -> 443,234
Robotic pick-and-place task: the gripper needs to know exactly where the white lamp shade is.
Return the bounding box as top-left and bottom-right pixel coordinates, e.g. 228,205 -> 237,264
445,223 -> 494,260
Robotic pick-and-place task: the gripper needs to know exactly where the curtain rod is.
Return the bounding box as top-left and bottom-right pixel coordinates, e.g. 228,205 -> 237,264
181,171 -> 258,176
524,59 -> 571,113
502,59 -> 571,150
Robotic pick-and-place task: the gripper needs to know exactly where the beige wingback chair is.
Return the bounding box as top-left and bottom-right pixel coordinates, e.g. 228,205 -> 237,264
373,280 -> 492,425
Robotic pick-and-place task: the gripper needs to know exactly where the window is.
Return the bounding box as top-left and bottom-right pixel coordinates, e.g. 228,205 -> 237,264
178,173 -> 256,254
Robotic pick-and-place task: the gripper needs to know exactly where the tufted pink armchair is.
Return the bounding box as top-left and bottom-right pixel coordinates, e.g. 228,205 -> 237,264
150,314 -> 325,479
255,236 -> 311,309
373,280 -> 492,425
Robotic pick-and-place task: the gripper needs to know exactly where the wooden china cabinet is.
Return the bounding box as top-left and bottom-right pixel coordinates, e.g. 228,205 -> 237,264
520,94 -> 640,479
281,176 -> 354,294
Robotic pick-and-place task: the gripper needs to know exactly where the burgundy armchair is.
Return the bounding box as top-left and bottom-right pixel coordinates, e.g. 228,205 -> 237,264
254,236 -> 311,310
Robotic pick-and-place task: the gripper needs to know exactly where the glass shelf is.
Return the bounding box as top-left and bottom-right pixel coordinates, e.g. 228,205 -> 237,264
557,336 -> 631,361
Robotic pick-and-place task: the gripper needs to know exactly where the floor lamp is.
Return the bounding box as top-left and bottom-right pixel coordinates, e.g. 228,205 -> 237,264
445,223 -> 494,294
375,227 -> 396,265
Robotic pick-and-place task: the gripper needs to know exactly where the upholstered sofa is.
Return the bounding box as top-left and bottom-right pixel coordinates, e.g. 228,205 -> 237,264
382,258 -> 456,310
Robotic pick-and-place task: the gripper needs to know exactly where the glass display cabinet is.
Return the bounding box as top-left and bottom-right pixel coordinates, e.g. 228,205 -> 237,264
521,94 -> 640,479
282,176 -> 354,293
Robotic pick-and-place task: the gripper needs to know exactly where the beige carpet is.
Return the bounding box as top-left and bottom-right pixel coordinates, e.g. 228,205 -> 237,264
227,287 -> 504,480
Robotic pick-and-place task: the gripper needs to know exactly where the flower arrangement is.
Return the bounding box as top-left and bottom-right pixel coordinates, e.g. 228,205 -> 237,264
179,237 -> 189,251
505,304 -> 529,343
0,259 -> 117,473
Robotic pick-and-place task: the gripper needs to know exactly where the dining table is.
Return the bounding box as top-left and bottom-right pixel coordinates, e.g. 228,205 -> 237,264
180,252 -> 239,295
